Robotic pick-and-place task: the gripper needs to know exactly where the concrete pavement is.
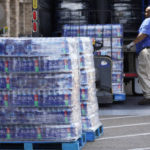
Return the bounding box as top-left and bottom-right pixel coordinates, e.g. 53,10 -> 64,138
83,115 -> 150,150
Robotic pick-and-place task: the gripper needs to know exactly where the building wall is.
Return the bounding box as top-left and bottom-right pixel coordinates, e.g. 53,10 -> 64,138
0,0 -> 32,37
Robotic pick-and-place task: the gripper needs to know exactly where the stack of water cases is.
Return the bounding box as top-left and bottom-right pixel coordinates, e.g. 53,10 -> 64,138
94,24 -> 125,98
63,24 -> 125,99
0,38 -> 82,142
79,37 -> 102,132
112,0 -> 142,31
54,0 -> 91,34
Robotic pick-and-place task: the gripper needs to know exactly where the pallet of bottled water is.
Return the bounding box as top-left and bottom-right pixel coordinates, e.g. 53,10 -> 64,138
0,37 -> 82,142
64,24 -> 125,97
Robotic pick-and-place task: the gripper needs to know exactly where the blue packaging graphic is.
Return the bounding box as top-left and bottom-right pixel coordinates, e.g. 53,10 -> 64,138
80,70 -> 95,86
80,102 -> 98,116
94,48 -> 123,60
63,24 -> 123,38
0,108 -> 73,125
82,112 -> 100,131
112,60 -> 123,71
103,38 -> 111,47
103,25 -> 112,38
112,49 -> 123,60
80,25 -> 87,36
79,40 -> 84,53
87,25 -> 95,37
4,39 -> 29,56
1,90 -> 73,107
0,38 -> 74,56
42,92 -> 72,107
0,125 -> 82,141
112,38 -> 123,48
112,82 -> 124,94
0,74 -> 73,90
71,25 -> 80,37
0,59 -> 12,73
45,126 -> 76,140
112,72 -> 123,83
0,57 -> 73,73
0,75 -> 7,89
12,91 -> 35,107
95,25 -> 103,38
42,58 -> 72,72
80,56 -> 85,68
0,94 -> 3,105
0,92 -> 10,107
17,58 -> 35,72
15,127 -> 38,140
80,70 -> 87,85
0,40 -> 6,55
112,24 -> 123,38
0,59 -> 5,72
0,127 -> 8,139
4,40 -> 15,55
80,88 -> 88,101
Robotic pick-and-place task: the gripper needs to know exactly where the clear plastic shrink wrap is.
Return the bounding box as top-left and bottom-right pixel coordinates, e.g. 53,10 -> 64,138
65,25 -> 124,95
0,124 -> 81,141
0,37 -> 82,142
0,107 -> 81,125
0,89 -> 80,107
82,111 -> 102,131
80,85 -> 97,102
78,38 -> 102,132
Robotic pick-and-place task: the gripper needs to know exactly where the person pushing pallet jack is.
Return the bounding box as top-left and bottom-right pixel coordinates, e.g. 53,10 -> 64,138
125,6 -> 150,105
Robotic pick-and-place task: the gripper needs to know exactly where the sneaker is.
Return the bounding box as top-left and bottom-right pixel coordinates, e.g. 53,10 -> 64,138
138,98 -> 150,105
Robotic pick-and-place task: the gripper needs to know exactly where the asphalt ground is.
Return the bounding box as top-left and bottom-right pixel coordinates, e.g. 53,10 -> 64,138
83,96 -> 150,150
83,115 -> 150,150
99,96 -> 150,115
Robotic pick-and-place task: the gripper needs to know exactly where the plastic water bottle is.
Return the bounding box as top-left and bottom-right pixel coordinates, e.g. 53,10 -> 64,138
12,90 -> 18,106
24,39 -> 32,55
0,92 -> 4,106
0,40 -> 6,55
0,75 -> 6,89
0,127 -> 7,139
79,40 -> 84,53
12,58 -> 19,72
0,58 -> 5,72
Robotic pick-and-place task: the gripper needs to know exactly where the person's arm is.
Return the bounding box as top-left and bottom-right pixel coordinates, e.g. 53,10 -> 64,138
134,33 -> 147,44
126,33 -> 147,49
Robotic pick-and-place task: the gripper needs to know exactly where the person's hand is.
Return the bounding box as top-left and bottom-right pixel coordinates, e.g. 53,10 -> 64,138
126,41 -> 135,50
123,41 -> 136,52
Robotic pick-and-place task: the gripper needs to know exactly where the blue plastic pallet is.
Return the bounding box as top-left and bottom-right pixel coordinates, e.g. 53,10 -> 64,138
0,134 -> 86,150
113,93 -> 126,101
84,125 -> 103,142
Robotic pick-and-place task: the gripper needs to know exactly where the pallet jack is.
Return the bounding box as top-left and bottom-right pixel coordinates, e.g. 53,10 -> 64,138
93,40 -> 113,104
